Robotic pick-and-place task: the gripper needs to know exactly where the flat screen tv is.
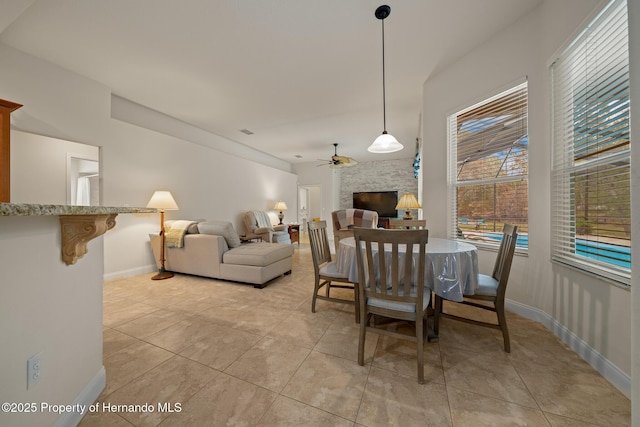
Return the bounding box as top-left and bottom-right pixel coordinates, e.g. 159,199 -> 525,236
353,191 -> 398,218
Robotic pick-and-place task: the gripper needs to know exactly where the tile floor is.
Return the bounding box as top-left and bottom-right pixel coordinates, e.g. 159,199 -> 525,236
79,241 -> 630,426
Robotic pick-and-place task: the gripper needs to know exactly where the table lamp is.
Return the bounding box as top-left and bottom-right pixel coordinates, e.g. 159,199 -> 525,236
395,193 -> 421,220
274,201 -> 288,225
147,190 -> 179,280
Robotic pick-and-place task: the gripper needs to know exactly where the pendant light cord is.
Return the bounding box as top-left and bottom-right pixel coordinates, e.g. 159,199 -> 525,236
381,17 -> 387,133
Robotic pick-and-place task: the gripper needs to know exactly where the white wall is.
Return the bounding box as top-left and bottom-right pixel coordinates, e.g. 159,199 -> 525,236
422,0 -> 632,397
1,42 -> 298,278
10,130 -> 99,205
0,216 -> 105,427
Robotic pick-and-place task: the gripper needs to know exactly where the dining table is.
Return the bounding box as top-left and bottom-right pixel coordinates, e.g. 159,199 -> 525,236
336,236 -> 479,302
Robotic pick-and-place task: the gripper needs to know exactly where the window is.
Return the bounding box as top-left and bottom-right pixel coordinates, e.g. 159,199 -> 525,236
551,0 -> 630,286
449,82 -> 529,250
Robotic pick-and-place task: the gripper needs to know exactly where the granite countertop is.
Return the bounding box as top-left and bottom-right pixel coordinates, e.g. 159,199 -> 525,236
0,203 -> 156,216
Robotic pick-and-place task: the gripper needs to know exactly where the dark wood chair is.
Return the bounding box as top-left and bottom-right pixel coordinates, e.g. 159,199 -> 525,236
353,227 -> 430,383
308,220 -> 359,322
434,223 -> 518,352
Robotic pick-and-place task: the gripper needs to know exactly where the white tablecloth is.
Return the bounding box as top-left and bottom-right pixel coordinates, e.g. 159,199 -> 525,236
337,237 -> 479,302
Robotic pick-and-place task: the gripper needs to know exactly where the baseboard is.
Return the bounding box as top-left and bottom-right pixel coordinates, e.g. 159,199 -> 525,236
505,299 -> 631,399
53,366 -> 105,427
103,264 -> 156,281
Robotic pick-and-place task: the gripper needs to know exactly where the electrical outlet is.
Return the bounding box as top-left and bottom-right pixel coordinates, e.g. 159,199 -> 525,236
27,353 -> 42,389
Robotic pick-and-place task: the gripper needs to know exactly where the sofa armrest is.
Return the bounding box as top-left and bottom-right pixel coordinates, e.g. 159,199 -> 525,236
273,224 -> 288,232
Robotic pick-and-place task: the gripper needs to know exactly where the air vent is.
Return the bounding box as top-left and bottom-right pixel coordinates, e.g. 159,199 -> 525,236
240,129 -> 254,135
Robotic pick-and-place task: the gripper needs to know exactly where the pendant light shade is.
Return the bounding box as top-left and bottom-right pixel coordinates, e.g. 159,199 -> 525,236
368,5 -> 403,154
369,131 -> 403,153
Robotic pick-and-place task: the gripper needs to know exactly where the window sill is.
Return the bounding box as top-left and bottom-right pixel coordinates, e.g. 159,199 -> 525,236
551,258 -> 630,290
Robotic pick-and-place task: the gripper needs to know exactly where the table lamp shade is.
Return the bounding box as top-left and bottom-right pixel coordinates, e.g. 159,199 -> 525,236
274,201 -> 288,211
396,194 -> 421,210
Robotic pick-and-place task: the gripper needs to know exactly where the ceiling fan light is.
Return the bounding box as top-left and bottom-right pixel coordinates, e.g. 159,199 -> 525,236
368,132 -> 403,153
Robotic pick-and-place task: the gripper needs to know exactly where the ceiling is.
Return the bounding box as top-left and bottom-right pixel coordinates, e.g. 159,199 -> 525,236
0,0 -> 542,166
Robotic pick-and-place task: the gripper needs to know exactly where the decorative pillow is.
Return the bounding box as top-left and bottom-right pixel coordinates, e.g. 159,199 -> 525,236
188,219 -> 206,234
197,220 -> 242,248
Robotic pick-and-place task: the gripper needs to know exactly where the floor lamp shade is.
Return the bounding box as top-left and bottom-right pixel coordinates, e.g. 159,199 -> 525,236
146,191 -> 179,210
147,191 -> 179,280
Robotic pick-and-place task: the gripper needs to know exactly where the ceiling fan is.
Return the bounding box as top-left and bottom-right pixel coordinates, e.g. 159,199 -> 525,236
318,143 -> 358,168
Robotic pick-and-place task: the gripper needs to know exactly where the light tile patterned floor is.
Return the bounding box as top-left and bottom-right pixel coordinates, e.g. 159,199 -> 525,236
79,241 -> 630,426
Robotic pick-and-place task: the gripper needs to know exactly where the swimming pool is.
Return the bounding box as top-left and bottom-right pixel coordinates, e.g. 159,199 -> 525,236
483,233 -> 631,269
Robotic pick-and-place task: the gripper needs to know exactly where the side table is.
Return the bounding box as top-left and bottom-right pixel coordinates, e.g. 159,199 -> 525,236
288,224 -> 300,246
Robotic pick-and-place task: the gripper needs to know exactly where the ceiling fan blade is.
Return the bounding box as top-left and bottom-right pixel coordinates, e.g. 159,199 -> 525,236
332,155 -> 358,165
323,144 -> 358,168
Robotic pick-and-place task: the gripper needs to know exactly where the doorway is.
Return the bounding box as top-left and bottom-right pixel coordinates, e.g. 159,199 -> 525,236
67,154 -> 100,206
298,184 -> 322,235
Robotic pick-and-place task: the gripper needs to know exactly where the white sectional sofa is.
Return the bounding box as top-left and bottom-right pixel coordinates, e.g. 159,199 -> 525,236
150,220 -> 294,288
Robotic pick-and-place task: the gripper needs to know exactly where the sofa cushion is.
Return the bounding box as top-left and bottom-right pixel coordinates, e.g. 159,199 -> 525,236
223,242 -> 294,267
197,220 -> 241,248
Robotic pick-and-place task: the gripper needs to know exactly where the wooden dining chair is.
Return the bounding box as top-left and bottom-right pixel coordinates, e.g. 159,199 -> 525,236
308,220 -> 359,321
331,209 -> 379,253
388,219 -> 427,230
434,223 -> 518,352
353,227 -> 431,383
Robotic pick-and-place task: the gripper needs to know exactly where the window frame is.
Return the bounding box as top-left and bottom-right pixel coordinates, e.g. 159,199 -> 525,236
448,81 -> 529,254
550,0 -> 631,287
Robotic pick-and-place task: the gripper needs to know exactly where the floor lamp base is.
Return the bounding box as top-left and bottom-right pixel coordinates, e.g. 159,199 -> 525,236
151,270 -> 174,280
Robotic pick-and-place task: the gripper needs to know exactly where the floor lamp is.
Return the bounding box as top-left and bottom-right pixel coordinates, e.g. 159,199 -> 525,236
147,191 -> 179,280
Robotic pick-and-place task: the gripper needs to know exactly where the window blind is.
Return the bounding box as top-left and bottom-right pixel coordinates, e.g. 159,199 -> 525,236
551,0 -> 630,285
449,82 -> 528,248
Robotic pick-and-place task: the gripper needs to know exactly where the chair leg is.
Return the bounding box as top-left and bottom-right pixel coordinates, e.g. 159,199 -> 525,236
433,295 -> 442,335
416,315 -> 425,384
354,283 -> 360,324
496,301 -> 510,353
358,314 -> 366,366
311,279 -> 321,313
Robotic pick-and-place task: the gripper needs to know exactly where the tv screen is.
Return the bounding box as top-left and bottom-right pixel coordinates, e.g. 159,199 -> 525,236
353,191 -> 398,218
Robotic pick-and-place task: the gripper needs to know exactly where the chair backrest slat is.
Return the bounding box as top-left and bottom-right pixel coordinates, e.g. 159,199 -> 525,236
353,228 -> 429,306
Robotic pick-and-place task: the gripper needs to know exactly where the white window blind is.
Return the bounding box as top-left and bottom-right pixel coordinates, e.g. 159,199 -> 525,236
448,82 -> 528,249
551,0 -> 630,286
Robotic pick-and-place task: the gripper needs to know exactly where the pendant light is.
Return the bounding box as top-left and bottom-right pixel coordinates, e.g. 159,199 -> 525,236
368,5 -> 403,154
